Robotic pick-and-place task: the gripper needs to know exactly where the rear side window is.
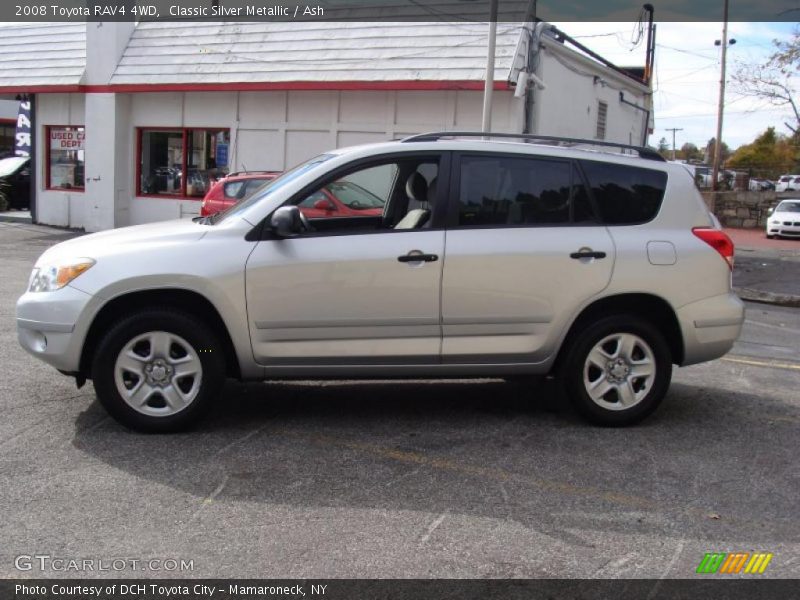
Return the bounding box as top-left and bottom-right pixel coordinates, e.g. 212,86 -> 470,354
223,180 -> 245,199
580,161 -> 667,225
456,155 -> 597,227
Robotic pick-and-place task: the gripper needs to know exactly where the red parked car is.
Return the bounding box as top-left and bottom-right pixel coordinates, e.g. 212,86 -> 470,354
295,181 -> 385,218
201,171 -> 281,217
201,173 -> 385,218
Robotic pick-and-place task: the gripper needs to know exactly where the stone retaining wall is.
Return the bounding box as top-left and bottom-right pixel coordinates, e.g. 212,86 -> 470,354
700,191 -> 791,228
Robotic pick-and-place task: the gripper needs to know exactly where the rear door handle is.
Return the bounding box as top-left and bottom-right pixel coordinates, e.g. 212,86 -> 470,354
570,250 -> 607,260
398,253 -> 439,263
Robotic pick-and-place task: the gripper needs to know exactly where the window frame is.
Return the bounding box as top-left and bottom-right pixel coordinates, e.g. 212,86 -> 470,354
445,152 -> 601,230
251,151 -> 450,240
135,126 -> 230,200
45,124 -> 86,192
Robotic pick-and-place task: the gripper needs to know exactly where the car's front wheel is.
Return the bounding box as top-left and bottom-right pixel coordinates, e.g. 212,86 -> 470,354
559,315 -> 672,426
91,309 -> 226,432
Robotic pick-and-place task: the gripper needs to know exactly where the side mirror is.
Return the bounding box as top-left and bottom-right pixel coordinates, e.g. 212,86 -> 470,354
767,207 -> 774,215
313,198 -> 335,211
270,206 -> 303,238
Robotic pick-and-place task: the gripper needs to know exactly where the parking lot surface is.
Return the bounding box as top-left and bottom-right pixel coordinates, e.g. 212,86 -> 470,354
1,222 -> 799,578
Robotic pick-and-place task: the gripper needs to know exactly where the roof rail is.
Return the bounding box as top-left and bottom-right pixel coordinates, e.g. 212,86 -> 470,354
401,131 -> 665,162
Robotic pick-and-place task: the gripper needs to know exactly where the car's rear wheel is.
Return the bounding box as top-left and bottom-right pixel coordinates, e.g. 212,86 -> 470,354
559,315 -> 672,426
91,309 -> 225,432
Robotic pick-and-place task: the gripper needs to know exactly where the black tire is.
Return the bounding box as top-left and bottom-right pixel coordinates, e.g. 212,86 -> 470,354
91,308 -> 226,433
766,234 -> 774,239
558,315 -> 672,426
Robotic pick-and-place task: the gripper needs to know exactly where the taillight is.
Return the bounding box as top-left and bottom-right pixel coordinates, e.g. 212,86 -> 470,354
693,227 -> 734,269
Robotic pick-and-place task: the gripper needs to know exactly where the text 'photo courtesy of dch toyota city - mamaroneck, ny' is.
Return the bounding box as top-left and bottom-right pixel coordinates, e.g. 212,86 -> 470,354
1,0 -> 799,598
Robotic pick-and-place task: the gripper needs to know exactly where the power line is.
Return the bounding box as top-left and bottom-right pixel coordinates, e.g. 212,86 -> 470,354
656,43 -> 718,61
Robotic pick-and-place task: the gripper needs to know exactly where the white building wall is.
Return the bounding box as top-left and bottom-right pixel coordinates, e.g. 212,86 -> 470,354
35,93 -> 86,228
533,40 -> 650,146
0,99 -> 18,120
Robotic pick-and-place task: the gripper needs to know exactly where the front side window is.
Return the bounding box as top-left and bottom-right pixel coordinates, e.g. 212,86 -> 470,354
138,128 -> 229,198
285,157 -> 439,234
581,160 -> 667,225
292,163 -> 396,220
456,155 -> 594,227
47,126 -> 85,190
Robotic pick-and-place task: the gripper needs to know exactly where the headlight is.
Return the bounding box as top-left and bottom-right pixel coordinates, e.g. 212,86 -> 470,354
771,220 -> 780,224
28,259 -> 95,293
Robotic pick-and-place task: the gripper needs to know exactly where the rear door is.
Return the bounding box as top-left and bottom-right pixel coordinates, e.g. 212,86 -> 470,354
440,153 -> 615,364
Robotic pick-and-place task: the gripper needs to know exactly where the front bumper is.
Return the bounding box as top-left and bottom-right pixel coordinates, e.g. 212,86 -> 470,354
677,292 -> 745,366
16,284 -> 95,372
767,222 -> 800,237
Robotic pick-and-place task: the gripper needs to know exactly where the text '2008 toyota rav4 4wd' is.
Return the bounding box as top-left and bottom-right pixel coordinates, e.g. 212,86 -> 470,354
17,133 -> 744,432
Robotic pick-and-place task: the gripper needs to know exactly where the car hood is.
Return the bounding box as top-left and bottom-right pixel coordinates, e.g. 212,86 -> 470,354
773,211 -> 800,219
36,218 -> 208,265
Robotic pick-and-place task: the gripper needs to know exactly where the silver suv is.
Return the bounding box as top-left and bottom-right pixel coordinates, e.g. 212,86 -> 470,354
17,133 -> 744,431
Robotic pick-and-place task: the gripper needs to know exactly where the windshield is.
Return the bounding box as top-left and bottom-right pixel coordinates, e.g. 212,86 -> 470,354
212,154 -> 335,224
0,156 -> 28,178
776,201 -> 800,213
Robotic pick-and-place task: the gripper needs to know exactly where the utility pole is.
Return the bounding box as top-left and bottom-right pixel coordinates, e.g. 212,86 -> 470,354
665,127 -> 683,161
712,0 -> 732,191
481,0 -> 499,133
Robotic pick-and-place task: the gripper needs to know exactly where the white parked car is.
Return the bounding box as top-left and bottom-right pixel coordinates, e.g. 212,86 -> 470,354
17,133 -> 744,432
766,199 -> 800,238
775,174 -> 800,192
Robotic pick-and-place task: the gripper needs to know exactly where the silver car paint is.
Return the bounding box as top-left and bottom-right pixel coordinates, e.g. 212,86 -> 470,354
17,139 -> 744,380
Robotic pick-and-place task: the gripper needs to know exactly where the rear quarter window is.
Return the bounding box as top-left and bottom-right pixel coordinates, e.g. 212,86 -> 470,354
580,160 -> 668,225
223,180 -> 245,199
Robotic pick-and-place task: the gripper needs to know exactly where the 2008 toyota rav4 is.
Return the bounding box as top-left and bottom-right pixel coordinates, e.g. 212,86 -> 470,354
17,133 -> 745,432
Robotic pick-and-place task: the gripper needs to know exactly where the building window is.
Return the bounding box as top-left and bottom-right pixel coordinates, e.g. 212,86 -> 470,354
0,119 -> 15,156
137,128 -> 230,198
596,101 -> 608,140
46,126 -> 85,191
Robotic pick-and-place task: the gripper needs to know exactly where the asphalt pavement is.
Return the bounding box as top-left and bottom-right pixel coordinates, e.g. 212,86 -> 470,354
726,228 -> 800,306
1,222 -> 799,579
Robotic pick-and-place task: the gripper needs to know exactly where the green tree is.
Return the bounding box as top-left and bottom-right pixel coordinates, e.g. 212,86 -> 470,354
679,142 -> 703,161
657,137 -> 669,156
726,127 -> 798,179
705,138 -> 731,164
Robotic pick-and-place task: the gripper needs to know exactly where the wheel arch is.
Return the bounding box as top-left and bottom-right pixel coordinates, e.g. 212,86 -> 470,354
552,293 -> 684,374
79,288 -> 241,380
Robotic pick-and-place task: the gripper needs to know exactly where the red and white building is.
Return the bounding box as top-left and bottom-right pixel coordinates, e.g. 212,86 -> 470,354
0,21 -> 653,231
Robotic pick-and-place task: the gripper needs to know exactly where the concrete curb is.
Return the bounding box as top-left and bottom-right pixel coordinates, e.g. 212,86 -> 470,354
735,287 -> 800,308
0,215 -> 33,224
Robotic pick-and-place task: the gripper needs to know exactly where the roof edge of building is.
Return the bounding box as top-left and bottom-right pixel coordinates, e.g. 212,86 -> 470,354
0,80 -> 514,94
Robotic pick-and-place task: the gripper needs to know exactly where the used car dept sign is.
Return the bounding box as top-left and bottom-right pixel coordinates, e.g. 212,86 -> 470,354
50,129 -> 85,150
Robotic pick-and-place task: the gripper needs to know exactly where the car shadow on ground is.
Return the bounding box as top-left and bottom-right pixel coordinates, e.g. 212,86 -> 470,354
71,378 -> 799,546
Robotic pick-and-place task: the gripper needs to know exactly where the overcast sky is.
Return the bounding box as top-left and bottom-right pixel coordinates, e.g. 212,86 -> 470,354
554,21 -> 798,151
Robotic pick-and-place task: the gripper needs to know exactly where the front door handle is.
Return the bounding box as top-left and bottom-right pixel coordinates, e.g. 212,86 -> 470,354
398,252 -> 439,263
570,250 -> 607,260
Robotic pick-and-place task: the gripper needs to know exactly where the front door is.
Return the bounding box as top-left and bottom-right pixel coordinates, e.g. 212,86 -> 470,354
245,154 -> 447,365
